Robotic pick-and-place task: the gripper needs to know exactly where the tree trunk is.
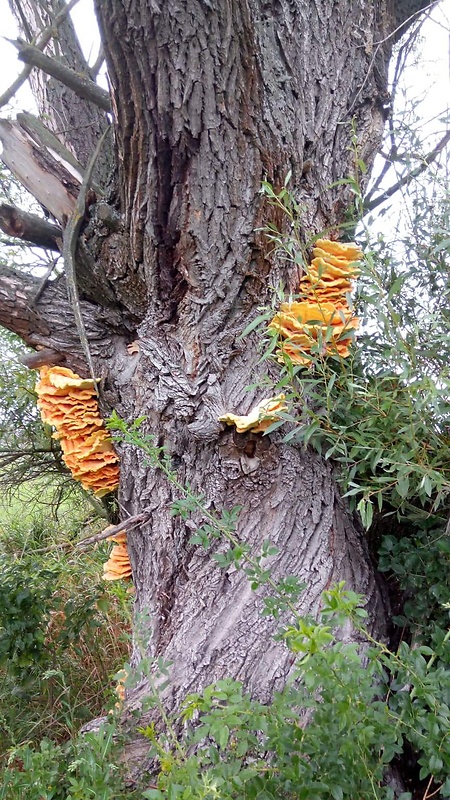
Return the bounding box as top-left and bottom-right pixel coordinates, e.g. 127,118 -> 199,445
0,0 -> 432,777
94,0 -> 396,707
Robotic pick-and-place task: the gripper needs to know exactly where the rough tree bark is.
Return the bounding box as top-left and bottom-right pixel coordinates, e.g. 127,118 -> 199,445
0,0 -> 435,777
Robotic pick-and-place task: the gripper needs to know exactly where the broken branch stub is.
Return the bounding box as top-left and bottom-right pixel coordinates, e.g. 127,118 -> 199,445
0,203 -> 62,250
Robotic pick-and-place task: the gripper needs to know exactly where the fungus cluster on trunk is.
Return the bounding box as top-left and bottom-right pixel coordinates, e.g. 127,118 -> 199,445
35,366 -> 120,496
102,529 -> 132,582
269,239 -> 361,365
35,366 -> 132,583
219,240 -> 361,433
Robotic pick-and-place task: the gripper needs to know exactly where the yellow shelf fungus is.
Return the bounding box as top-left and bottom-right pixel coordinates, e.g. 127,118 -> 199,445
35,366 -> 120,496
219,394 -> 287,433
102,529 -> 132,582
269,238 -> 362,365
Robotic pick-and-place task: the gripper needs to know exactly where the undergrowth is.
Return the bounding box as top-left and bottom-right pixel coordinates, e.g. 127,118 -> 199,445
0,500 -> 131,761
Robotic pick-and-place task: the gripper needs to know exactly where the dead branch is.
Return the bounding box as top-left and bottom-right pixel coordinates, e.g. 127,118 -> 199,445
24,511 -> 152,554
0,203 -> 62,250
12,38 -> 111,112
0,0 -> 81,109
364,130 -> 450,213
20,347 -> 65,369
0,117 -> 80,222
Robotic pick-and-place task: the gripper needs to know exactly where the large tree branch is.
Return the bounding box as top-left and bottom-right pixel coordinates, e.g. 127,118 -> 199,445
8,0 -> 111,178
0,203 -> 62,250
0,117 -> 79,222
11,39 -> 111,112
0,264 -> 47,342
0,261 -> 117,375
16,111 -> 103,194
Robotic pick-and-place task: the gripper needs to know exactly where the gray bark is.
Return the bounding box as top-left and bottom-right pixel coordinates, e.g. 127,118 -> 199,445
91,0 -> 400,763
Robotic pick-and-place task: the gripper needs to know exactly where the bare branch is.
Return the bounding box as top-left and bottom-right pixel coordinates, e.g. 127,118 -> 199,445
0,0 -> 81,109
76,512 -> 151,549
363,130 -> 450,214
11,38 -> 111,112
29,257 -> 60,306
0,63 -> 34,109
364,152 -> 396,207
90,44 -> 105,79
20,347 -> 65,368
25,511 -> 152,553
0,203 -> 62,250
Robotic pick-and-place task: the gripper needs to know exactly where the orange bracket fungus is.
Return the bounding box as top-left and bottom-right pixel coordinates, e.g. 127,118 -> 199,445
35,366 -> 119,496
102,529 -> 132,582
219,394 -> 287,433
269,238 -> 362,365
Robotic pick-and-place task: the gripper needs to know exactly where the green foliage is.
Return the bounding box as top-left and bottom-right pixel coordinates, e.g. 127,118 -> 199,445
4,585 -> 449,797
1,723 -> 130,800
379,527 -> 450,634
105,417 -> 450,796
0,558 -> 58,677
130,587 -> 449,800
252,176 -> 450,531
0,507 -> 131,756
0,330 -> 77,508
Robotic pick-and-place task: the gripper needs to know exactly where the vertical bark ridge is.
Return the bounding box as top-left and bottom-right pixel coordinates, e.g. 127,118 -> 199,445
91,0 -> 405,734
96,0 -> 394,342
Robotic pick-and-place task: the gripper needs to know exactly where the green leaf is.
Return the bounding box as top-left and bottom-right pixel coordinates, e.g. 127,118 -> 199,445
239,313 -> 270,339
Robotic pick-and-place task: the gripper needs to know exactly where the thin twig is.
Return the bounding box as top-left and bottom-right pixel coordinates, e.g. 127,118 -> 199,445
347,3 -> 437,117
424,782 -> 444,800
90,45 -> 105,79
76,512 -> 150,548
62,124 -> 111,388
422,775 -> 434,800
31,256 -> 60,305
364,130 -> 450,213
19,511 -> 151,554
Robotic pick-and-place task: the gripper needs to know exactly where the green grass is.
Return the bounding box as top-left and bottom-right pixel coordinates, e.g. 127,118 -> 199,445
0,485 -> 132,762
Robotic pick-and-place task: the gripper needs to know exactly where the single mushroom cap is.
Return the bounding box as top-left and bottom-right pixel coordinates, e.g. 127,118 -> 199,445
219,394 -> 287,433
